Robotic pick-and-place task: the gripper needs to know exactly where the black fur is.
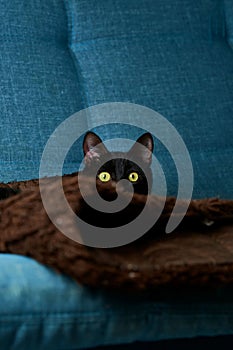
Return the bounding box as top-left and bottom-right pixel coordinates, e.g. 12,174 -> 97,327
82,131 -> 154,196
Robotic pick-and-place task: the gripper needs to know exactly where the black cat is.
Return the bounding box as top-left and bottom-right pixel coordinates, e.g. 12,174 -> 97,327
79,131 -> 154,227
0,132 -> 154,210
82,131 -> 154,196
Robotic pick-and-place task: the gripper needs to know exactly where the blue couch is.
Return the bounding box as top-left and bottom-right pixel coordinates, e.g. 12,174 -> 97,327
0,0 -> 233,349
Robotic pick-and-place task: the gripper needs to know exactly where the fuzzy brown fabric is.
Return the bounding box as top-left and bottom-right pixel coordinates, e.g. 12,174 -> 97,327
0,173 -> 233,293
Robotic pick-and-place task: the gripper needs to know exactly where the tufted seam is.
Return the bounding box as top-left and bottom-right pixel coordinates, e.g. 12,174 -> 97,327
62,0 -> 90,111
223,0 -> 233,49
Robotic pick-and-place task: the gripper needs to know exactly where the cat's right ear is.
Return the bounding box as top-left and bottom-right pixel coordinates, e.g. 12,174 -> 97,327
83,132 -> 108,163
128,132 -> 154,165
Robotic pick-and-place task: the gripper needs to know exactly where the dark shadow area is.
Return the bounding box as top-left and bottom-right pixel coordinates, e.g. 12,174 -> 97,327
90,335 -> 233,350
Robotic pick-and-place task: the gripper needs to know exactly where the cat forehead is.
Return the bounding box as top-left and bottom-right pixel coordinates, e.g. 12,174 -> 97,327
96,152 -> 128,162
99,151 -> 144,161
100,158 -> 142,170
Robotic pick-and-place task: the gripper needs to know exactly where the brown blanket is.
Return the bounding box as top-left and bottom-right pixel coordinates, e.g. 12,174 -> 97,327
0,174 -> 233,293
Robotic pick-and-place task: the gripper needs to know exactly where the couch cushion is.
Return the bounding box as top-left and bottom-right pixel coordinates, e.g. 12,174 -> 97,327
0,0 -> 85,183
65,0 -> 233,199
1,1 -> 233,349
1,254 -> 233,350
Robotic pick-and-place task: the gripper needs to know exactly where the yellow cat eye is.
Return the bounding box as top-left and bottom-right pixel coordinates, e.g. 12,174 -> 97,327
128,172 -> 139,182
98,171 -> 111,182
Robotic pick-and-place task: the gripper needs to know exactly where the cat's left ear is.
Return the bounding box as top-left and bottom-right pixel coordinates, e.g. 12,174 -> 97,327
128,133 -> 154,165
83,132 -> 108,164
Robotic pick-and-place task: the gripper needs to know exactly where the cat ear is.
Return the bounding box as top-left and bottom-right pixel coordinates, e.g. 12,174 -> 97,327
128,133 -> 154,165
83,132 -> 108,163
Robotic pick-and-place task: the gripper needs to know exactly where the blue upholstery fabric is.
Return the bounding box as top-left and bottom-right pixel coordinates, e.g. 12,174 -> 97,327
0,0 -> 85,182
1,254 -> 233,350
65,0 -> 233,199
0,0 -> 233,349
225,0 -> 233,47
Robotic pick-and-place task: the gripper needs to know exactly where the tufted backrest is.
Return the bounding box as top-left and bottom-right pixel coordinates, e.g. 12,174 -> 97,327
0,0 -> 233,199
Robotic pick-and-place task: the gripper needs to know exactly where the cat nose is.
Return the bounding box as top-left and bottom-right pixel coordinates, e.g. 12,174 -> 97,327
116,179 -> 133,193
111,181 -> 117,189
97,181 -> 118,202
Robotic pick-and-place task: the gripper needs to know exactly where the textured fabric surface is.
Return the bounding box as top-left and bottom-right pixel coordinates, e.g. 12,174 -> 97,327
0,0 -> 85,182
1,254 -> 233,350
0,0 -> 233,349
225,0 -> 233,48
1,174 -> 233,349
65,0 -> 233,199
1,175 -> 233,291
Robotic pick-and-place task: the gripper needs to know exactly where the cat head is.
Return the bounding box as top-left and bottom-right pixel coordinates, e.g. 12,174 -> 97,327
82,131 -> 154,195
